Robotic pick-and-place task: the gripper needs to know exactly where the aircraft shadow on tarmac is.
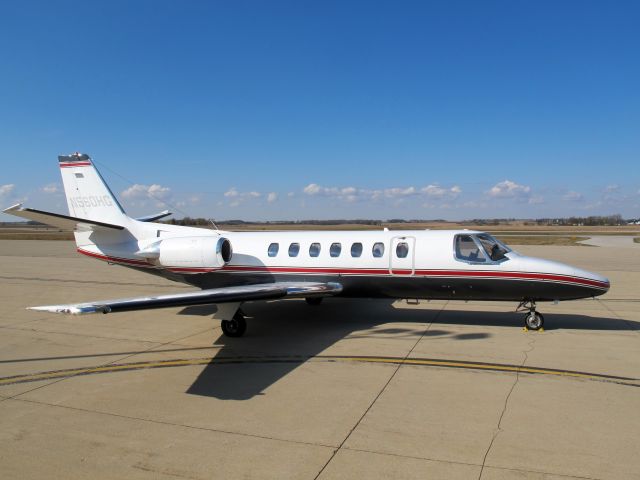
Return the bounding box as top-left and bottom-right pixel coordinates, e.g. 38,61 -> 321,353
183,298 -> 636,400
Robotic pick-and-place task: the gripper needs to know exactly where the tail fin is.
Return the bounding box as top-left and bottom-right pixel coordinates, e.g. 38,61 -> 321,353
59,153 -> 128,226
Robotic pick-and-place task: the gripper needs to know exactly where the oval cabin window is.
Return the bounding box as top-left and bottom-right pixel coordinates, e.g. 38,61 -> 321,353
330,243 -> 342,257
309,243 -> 321,257
396,242 -> 409,258
268,243 -> 279,257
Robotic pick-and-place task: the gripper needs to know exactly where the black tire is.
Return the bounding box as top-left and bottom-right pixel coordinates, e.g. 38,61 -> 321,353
524,311 -> 544,330
305,297 -> 323,306
221,312 -> 247,337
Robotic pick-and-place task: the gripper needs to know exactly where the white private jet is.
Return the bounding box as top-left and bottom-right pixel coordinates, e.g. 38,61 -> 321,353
4,153 -> 610,335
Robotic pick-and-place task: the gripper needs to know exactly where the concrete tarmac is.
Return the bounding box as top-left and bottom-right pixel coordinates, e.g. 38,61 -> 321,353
0,240 -> 638,479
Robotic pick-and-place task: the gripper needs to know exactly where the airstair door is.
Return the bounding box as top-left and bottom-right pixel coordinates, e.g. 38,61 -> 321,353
389,236 -> 416,276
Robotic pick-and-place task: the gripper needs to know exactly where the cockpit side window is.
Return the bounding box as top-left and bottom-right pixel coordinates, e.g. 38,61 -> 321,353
476,234 -> 509,261
455,235 -> 486,263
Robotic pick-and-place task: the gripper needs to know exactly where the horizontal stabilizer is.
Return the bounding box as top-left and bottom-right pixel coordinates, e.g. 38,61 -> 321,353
136,210 -> 172,222
3,204 -> 124,231
28,282 -> 343,314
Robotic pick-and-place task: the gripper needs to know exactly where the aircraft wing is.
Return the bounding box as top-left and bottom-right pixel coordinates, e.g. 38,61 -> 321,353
28,281 -> 343,315
3,204 -> 124,230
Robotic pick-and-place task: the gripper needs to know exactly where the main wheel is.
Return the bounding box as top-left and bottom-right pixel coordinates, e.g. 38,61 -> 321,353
221,312 -> 247,337
524,311 -> 544,330
305,297 -> 323,306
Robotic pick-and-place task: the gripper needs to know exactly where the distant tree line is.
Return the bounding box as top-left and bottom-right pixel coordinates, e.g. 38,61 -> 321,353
158,215 -> 634,227
533,215 -> 625,226
163,218 -> 384,226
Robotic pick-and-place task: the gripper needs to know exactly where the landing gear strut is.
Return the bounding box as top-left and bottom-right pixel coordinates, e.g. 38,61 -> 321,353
221,309 -> 247,337
517,300 -> 544,331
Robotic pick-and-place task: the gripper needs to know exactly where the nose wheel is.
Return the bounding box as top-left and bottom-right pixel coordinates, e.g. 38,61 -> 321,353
221,310 -> 247,337
524,311 -> 544,330
517,300 -> 545,331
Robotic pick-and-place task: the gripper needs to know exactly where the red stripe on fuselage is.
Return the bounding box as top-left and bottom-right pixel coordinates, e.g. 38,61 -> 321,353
220,265 -> 608,289
60,162 -> 92,168
75,249 -> 608,289
76,248 -> 218,272
77,248 -> 151,267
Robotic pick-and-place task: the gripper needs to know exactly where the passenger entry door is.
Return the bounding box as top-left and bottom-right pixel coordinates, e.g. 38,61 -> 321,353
389,236 -> 416,276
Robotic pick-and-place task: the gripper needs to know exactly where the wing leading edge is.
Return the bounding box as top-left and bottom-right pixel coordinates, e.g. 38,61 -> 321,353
29,282 -> 343,315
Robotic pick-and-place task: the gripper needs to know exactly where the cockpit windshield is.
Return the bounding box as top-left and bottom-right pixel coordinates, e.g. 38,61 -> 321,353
475,234 -> 510,261
454,233 -> 511,263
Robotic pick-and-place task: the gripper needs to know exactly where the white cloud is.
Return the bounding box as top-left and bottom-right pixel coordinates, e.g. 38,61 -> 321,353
421,184 -> 461,199
604,184 -> 619,193
563,191 -> 583,202
222,187 -> 266,206
303,184 -> 321,195
42,183 -> 60,194
0,184 -> 15,198
303,183 -> 461,204
224,187 -> 239,198
122,183 -> 171,200
267,192 -> 278,203
380,186 -> 417,198
488,180 -> 531,199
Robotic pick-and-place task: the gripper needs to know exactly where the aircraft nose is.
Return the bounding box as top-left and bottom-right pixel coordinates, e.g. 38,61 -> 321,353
516,256 -> 610,298
573,267 -> 610,295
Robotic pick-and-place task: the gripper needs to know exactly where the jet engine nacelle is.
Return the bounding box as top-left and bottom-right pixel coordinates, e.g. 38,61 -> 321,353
144,236 -> 232,270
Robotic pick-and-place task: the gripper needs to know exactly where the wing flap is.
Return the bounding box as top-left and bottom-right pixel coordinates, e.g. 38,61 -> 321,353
29,282 -> 343,315
3,204 -> 124,230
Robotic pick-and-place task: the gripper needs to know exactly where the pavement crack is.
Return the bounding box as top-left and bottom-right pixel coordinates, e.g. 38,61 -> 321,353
478,336 -> 536,480
7,396 -> 335,450
313,301 -> 449,479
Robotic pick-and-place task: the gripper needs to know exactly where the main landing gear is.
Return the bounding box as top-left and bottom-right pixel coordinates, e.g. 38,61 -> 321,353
221,309 -> 247,338
517,300 -> 544,331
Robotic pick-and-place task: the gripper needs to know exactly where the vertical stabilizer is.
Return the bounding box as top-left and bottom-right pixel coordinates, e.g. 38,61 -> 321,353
59,153 -> 128,225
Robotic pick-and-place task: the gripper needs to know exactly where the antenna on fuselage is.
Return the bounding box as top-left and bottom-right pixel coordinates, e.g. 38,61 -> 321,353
209,219 -> 219,231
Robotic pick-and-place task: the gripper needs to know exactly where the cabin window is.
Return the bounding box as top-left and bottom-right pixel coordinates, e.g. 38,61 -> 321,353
351,242 -> 363,257
288,243 -> 300,257
330,242 -> 342,257
372,242 -> 385,258
455,235 -> 486,263
268,243 -> 279,257
309,242 -> 321,257
396,242 -> 409,258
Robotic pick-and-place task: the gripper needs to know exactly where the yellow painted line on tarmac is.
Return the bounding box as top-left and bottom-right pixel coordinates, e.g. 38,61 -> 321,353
0,355 -> 637,388
344,357 -> 602,381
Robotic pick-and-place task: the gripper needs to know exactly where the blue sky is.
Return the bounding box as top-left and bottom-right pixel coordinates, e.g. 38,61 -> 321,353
1,1 -> 639,221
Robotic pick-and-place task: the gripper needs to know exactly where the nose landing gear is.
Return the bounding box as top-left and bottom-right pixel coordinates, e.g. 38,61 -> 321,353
517,300 -> 545,331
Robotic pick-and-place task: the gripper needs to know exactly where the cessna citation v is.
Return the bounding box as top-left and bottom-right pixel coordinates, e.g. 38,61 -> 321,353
4,153 -> 610,336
